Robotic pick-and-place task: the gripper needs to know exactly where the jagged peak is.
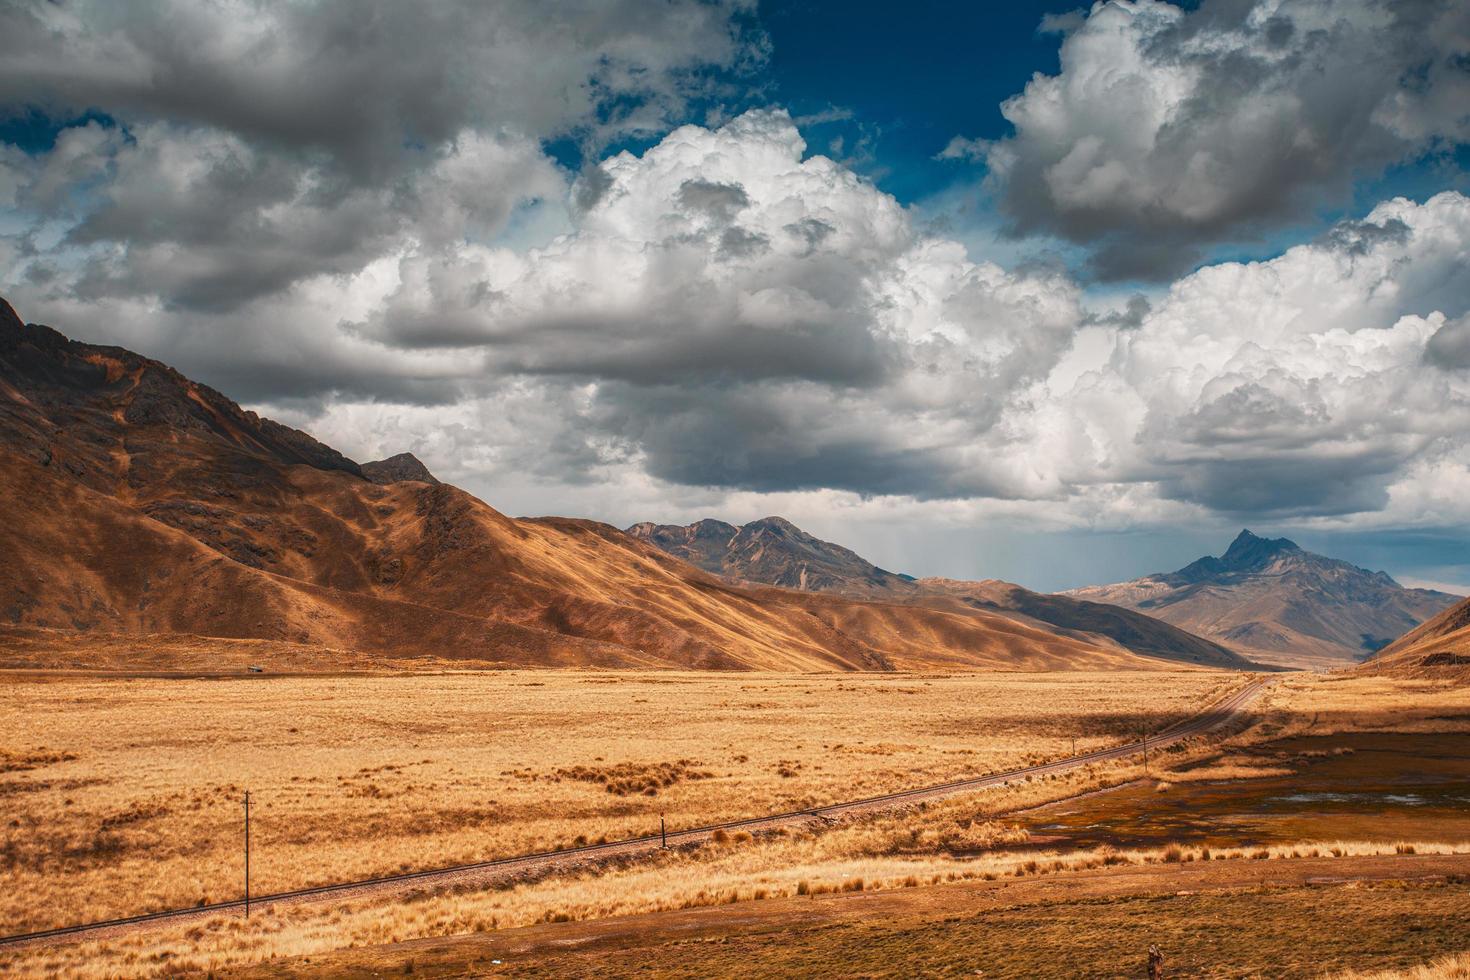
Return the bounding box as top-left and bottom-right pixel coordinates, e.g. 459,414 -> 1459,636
1222,528 -> 1300,565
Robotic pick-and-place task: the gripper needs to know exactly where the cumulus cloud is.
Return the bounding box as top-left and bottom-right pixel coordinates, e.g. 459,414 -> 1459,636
969,0 -> 1470,279
1023,192 -> 1470,517
291,118 -> 1470,529
346,110 -> 1086,496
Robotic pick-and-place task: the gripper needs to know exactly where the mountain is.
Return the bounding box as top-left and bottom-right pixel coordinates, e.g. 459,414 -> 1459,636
628,519 -> 1253,669
0,296 -> 1232,673
1064,530 -> 1460,667
627,517 -> 915,595
1363,596 -> 1470,680
361,452 -> 438,485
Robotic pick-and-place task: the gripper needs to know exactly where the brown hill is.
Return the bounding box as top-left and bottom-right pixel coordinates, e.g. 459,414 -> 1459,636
1361,596 -> 1470,680
628,519 -> 1253,669
1064,530 -> 1459,668
0,296 -> 1228,673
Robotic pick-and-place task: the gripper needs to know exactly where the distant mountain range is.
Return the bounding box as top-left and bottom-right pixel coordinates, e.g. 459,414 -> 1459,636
628,519 -> 1253,669
0,295 -> 1247,673
1064,530 -> 1460,667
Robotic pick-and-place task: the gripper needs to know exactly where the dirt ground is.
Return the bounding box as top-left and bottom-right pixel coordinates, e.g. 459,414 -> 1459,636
233,853 -> 1470,978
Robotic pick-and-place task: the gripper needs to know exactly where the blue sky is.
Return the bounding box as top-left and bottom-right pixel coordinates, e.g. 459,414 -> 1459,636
1,0 -> 1467,592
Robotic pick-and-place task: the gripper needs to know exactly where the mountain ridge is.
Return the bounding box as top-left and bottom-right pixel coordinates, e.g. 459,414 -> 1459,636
628,518 -> 1254,669
0,296 -> 1239,673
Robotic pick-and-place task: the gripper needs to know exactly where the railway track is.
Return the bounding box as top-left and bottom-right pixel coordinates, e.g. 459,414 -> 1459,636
0,676 -> 1271,949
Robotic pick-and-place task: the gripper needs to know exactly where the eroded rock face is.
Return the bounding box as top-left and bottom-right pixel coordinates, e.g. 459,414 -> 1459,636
361,452 -> 439,485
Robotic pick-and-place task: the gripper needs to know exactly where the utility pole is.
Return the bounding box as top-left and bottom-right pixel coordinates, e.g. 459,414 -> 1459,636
243,790 -> 252,919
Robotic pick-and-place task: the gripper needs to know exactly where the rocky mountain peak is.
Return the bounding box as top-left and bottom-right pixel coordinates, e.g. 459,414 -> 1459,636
1221,529 -> 1300,568
361,452 -> 439,485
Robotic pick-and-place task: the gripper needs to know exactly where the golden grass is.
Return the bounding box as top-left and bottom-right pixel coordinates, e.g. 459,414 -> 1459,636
1245,674 -> 1470,739
1331,953 -> 1470,979
0,668 -> 1234,934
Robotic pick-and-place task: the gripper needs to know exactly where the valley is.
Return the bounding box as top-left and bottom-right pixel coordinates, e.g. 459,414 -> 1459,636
2,298 -> 1468,978
4,4 -> 1469,976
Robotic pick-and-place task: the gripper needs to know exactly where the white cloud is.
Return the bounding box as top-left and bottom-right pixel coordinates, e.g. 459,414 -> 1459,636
970,0 -> 1470,278
1018,191 -> 1470,518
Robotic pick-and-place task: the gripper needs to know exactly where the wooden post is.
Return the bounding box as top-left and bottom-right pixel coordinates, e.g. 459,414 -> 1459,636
660,814 -> 667,849
243,790 -> 252,919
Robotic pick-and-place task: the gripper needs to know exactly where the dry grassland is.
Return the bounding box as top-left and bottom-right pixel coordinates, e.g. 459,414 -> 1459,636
4,670 -> 1467,978
0,669 -> 1234,935
1248,673 -> 1470,738
1333,953 -> 1470,979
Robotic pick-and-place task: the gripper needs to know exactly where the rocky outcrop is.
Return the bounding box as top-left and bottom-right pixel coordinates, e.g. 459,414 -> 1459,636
362,452 -> 439,485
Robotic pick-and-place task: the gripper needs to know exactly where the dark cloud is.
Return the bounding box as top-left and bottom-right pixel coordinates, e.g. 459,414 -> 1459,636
717,225 -> 770,258
0,0 -> 762,182
783,217 -> 836,253
677,179 -> 751,222
573,162 -> 615,213
1425,313 -> 1470,368
1156,450 -> 1401,517
588,381 -> 1012,499
1320,217 -> 1413,255
1083,294 -> 1152,331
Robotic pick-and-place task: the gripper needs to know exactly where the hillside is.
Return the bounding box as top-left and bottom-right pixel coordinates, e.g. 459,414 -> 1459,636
628,520 -> 1253,669
0,296 -> 1235,673
1064,530 -> 1459,668
1362,596 -> 1470,680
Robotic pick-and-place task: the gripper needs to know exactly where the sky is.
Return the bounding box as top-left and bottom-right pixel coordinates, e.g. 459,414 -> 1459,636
1,0 -> 1468,593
